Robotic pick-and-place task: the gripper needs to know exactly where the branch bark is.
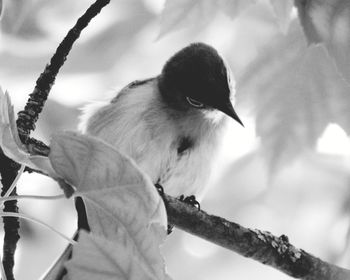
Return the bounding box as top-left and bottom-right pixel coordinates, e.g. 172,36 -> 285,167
164,193 -> 350,280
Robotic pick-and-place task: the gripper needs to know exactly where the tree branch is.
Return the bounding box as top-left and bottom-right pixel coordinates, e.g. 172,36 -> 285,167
163,193 -> 350,280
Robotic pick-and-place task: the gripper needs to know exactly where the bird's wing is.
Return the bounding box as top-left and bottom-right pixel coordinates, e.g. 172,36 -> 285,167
78,77 -> 156,133
110,77 -> 156,104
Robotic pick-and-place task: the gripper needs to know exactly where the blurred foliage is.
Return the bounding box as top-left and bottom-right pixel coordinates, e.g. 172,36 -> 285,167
269,0 -> 294,33
158,0 -> 256,39
0,0 -> 350,279
296,0 -> 350,84
237,22 -> 350,172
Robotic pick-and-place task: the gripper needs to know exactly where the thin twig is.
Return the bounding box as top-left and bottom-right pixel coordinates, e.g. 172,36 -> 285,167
3,165 -> 24,198
0,194 -> 65,203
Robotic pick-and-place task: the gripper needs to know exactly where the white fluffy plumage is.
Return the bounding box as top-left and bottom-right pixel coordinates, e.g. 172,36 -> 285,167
79,79 -> 227,198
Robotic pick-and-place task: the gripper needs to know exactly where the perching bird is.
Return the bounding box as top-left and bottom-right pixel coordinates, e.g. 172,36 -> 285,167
79,42 -> 243,199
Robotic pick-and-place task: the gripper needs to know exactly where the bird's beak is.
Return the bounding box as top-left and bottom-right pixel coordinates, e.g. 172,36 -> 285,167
219,102 -> 244,127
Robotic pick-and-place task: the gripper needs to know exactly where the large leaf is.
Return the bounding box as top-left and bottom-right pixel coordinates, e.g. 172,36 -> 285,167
237,21 -> 350,171
296,0 -> 350,84
49,132 -> 168,280
64,231 -> 171,280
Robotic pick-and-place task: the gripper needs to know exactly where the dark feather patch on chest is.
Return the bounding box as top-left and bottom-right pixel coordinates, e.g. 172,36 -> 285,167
177,137 -> 194,155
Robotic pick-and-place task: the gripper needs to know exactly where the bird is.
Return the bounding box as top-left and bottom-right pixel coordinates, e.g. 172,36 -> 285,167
79,42 -> 243,200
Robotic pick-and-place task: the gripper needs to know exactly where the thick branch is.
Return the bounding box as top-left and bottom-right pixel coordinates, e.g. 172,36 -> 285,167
163,193 -> 350,280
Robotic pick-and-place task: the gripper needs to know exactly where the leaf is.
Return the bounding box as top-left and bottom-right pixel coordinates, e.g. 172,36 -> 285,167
0,87 -> 56,176
237,21 -> 350,172
64,232 -> 172,280
217,0 -> 256,20
158,0 -> 215,39
49,131 -> 167,227
294,0 -> 322,44
49,132 -> 168,280
158,0 -> 256,39
295,0 -> 350,84
80,188 -> 167,279
269,0 -> 294,33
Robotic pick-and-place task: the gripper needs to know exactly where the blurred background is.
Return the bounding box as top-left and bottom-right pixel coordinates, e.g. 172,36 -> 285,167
0,0 -> 350,279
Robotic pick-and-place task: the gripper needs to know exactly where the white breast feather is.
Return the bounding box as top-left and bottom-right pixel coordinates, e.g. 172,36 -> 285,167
79,80 -> 224,197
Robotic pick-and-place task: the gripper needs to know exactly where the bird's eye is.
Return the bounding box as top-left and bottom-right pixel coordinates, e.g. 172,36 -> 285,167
186,97 -> 204,108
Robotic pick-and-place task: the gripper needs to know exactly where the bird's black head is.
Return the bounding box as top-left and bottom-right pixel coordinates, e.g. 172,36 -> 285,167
158,43 -> 243,126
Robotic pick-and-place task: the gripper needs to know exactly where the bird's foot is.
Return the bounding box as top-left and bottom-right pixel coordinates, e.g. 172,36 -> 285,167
179,194 -> 200,210
167,224 -> 174,235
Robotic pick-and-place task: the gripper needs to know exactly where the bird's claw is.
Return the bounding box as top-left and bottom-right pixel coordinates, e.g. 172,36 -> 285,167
179,194 -> 200,210
167,224 -> 174,235
155,183 -> 164,196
